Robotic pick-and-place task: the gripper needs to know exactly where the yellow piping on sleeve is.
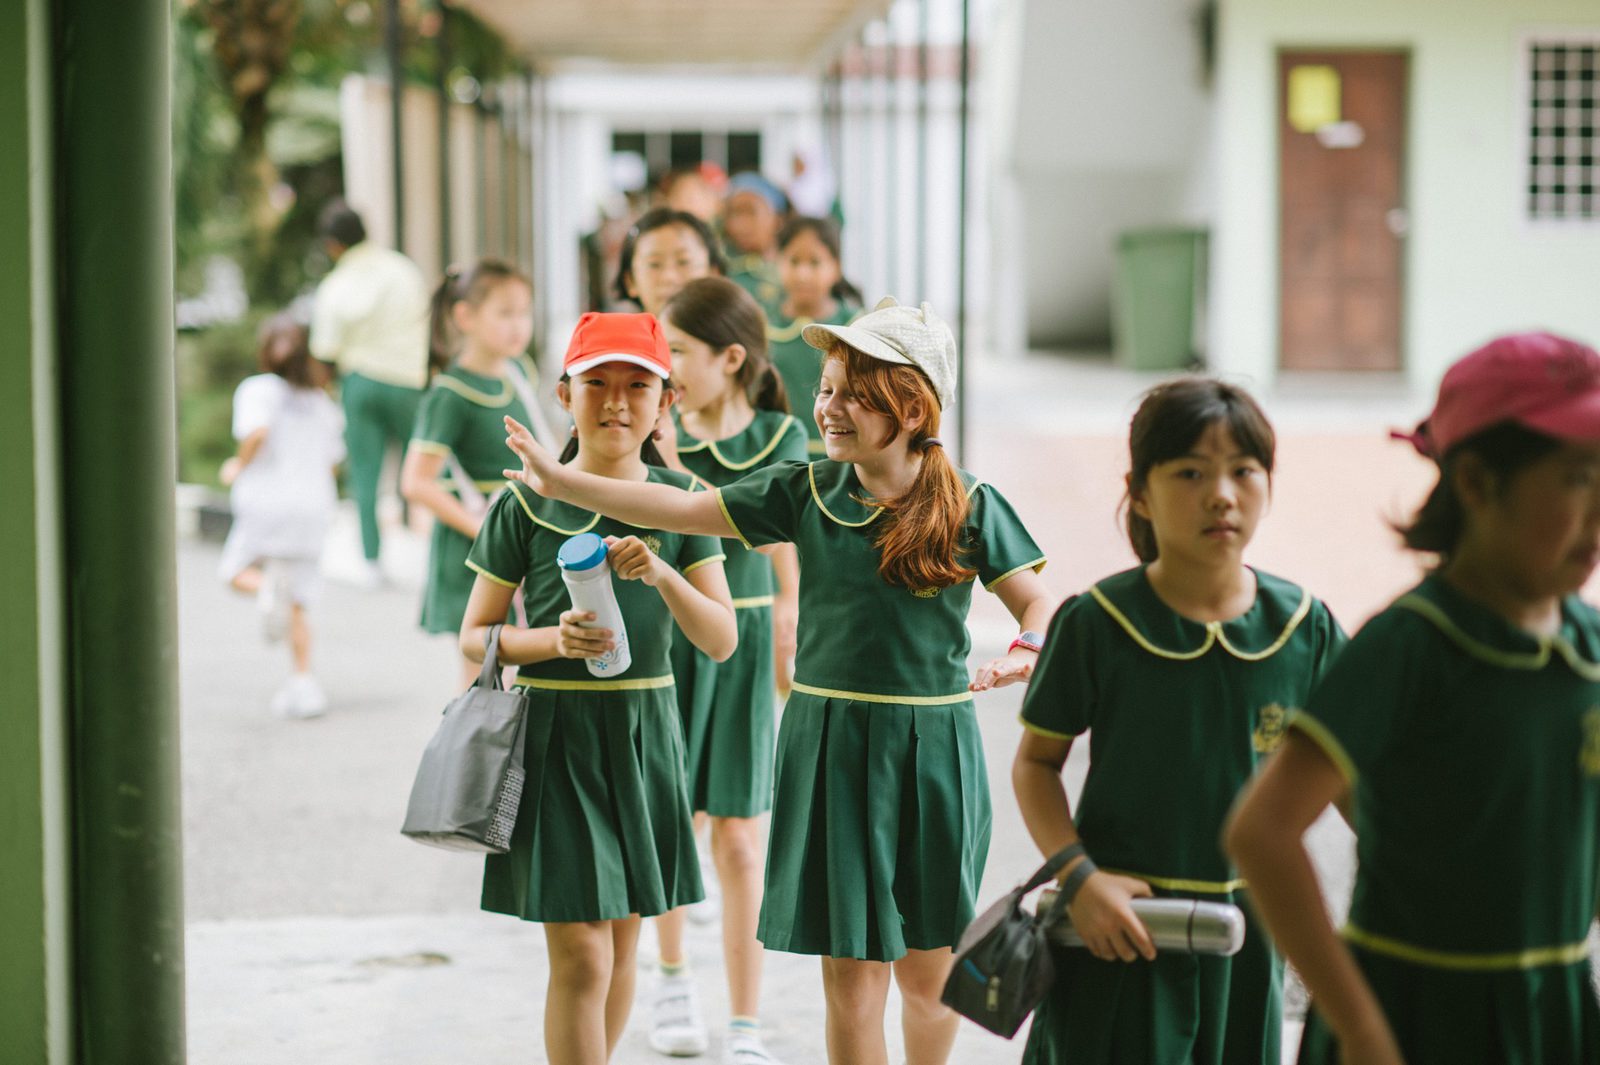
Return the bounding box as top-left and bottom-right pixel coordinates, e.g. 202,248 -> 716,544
1287,711 -> 1359,785
714,488 -> 754,550
986,557 -> 1049,590
465,559 -> 518,589
682,553 -> 727,575
1018,716 -> 1078,741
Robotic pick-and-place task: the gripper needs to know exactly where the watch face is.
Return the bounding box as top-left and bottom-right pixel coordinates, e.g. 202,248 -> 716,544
1018,630 -> 1045,647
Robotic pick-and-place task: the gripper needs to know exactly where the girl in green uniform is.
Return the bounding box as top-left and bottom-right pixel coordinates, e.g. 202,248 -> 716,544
645,277 -> 809,1063
460,312 -> 738,1065
615,207 -> 725,318
498,296 -> 1056,1065
1013,378 -> 1345,1065
1226,332 -> 1600,1065
402,260 -> 536,685
766,217 -> 861,458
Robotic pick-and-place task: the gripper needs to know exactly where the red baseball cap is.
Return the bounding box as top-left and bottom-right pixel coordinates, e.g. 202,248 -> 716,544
563,312 -> 671,379
1395,332 -> 1600,458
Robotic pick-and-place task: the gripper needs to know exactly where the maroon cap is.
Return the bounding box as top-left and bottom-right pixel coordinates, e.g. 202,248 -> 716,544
1394,332 -> 1600,458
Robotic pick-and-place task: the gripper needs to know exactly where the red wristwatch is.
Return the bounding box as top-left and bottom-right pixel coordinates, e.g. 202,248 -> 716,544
1008,630 -> 1044,654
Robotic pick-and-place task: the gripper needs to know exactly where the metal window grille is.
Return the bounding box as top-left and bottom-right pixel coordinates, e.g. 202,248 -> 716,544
1527,40 -> 1599,221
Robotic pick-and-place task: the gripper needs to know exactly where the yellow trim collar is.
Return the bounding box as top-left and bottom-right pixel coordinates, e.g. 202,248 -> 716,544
677,415 -> 802,471
1395,593 -> 1600,680
767,317 -> 812,343
435,372 -> 514,408
790,680 -> 973,706
515,674 -> 675,692
808,463 -> 884,527
507,482 -> 601,536
465,559 -> 518,589
1089,582 -> 1313,662
1343,924 -> 1591,972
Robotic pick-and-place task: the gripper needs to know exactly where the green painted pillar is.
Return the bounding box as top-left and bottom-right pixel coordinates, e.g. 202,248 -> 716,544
0,0 -> 72,1061
56,0 -> 186,1061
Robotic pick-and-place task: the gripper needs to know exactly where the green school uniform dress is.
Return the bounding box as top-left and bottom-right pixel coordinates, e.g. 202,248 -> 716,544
766,304 -> 856,458
466,474 -> 727,924
1019,566 -> 1345,1065
725,253 -> 784,319
669,410 -> 810,817
1290,576 -> 1600,1065
409,362 -> 533,634
716,460 -> 1046,961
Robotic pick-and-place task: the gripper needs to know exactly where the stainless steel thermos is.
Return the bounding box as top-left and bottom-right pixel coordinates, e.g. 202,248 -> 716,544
1037,890 -> 1247,956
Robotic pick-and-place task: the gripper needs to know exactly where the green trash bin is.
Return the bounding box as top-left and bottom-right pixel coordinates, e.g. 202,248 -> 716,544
1113,227 -> 1208,371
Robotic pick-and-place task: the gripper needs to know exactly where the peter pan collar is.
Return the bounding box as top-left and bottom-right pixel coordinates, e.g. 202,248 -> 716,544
675,411 -> 802,471
1395,577 -> 1600,680
434,365 -> 515,408
505,468 -> 698,536
805,461 -> 980,528
1088,566 -> 1312,661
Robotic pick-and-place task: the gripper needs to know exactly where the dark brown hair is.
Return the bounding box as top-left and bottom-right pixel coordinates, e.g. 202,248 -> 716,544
777,215 -> 864,308
1395,423 -> 1562,559
428,258 -> 532,374
614,208 -> 726,304
555,371 -> 668,468
661,277 -> 788,413
256,313 -> 325,389
826,344 -> 975,590
1124,378 -> 1276,562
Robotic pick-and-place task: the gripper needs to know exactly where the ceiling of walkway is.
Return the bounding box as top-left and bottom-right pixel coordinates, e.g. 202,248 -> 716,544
457,0 -> 890,69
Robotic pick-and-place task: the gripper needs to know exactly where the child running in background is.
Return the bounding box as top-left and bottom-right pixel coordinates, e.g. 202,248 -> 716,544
1012,378 -> 1345,1065
218,313 -> 346,719
616,207 -> 726,317
460,312 -> 738,1065
1226,332 -> 1600,1065
766,217 -> 862,459
498,297 -> 1055,1065
401,260 -> 536,687
647,277 -> 809,1063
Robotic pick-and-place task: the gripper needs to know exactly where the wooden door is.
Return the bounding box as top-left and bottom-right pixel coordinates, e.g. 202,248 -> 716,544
1278,51 -> 1407,371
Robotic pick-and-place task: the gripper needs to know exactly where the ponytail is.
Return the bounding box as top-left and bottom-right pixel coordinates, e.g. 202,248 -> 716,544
662,277 -> 790,414
830,345 -> 974,590
428,258 -> 532,375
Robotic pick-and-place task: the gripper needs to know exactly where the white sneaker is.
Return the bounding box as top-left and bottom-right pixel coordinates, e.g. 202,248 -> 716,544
648,973 -> 709,1057
257,565 -> 292,642
271,674 -> 327,719
723,1031 -> 784,1065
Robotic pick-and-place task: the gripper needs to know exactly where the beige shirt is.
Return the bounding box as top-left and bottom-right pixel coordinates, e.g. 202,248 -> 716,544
309,242 -> 431,390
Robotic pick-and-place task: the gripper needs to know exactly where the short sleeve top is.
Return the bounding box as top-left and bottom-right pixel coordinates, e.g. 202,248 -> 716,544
671,409 -> 809,600
1291,576 -> 1600,962
766,304 -> 855,456
466,471 -> 726,685
1021,566 -> 1345,891
411,361 -> 534,491
715,460 -> 1046,700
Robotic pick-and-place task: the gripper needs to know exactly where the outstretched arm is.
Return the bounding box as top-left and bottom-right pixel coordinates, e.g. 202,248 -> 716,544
1224,735 -> 1403,1064
502,415 -> 734,538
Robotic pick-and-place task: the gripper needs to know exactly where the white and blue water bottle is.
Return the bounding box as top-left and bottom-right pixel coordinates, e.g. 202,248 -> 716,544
557,532 -> 631,678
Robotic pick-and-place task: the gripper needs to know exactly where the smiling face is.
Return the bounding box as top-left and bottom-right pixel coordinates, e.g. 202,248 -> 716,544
813,350 -> 932,466
1130,421 -> 1270,571
779,227 -> 842,317
454,278 -> 534,361
626,223 -> 714,315
1463,441 -> 1600,600
662,316 -> 742,414
558,361 -> 672,463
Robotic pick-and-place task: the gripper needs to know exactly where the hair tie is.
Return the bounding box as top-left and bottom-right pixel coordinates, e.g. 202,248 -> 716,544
922,437 -> 944,450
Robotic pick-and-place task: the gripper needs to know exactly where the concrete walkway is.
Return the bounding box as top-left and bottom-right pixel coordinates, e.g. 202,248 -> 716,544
182,353 -> 1457,1064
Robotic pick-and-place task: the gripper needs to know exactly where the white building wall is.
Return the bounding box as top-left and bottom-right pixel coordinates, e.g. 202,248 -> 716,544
1213,0 -> 1600,387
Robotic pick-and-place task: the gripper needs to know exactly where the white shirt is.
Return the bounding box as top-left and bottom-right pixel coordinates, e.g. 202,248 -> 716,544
309,242 -> 431,389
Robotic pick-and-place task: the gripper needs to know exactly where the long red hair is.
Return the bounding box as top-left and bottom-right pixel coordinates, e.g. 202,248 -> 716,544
829,345 -> 975,590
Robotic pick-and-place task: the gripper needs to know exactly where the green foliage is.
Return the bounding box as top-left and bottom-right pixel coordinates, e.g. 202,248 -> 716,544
176,310 -> 269,486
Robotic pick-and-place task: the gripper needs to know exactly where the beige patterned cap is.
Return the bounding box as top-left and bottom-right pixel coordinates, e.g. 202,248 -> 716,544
802,296 -> 957,409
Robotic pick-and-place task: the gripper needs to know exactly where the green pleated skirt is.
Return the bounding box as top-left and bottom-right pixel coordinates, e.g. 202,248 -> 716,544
755,690 -> 991,962
480,685 -> 704,923
669,606 -> 779,818
1023,888 -> 1281,1065
419,522 -> 474,634
1297,945 -> 1600,1065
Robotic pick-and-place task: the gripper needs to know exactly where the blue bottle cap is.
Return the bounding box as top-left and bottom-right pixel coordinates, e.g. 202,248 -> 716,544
556,532 -> 608,572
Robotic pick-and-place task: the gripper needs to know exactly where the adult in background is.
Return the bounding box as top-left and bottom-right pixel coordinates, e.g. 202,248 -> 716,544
310,201 -> 431,586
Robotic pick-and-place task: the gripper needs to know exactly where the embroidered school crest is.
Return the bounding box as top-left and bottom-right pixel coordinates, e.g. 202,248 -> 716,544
641,535 -> 663,556
1252,704 -> 1290,754
911,586 -> 941,599
1579,708 -> 1600,778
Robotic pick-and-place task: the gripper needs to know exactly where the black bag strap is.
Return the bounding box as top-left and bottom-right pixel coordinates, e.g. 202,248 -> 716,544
1020,841 -> 1086,895
476,624 -> 506,691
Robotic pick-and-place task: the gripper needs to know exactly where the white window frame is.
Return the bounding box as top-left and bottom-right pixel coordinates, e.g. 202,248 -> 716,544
1517,28 -> 1600,229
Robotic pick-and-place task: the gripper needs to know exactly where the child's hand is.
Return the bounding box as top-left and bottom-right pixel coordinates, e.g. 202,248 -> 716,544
969,649 -> 1037,691
219,456 -> 242,487
554,609 -> 613,659
1066,870 -> 1157,962
503,415 -> 565,498
605,535 -> 668,587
